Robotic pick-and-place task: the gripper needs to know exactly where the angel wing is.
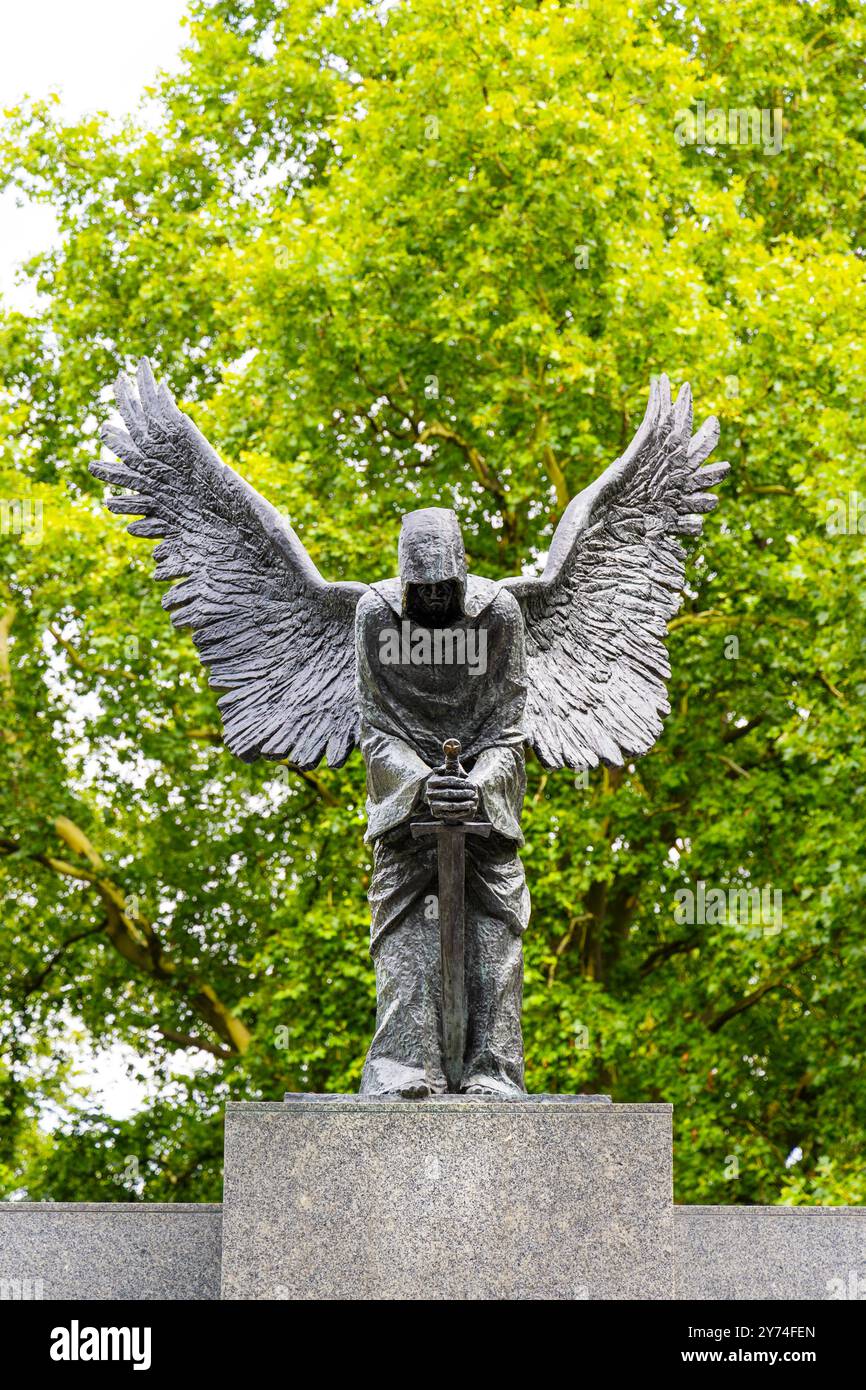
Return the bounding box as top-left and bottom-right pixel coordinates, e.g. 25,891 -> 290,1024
502,375 -> 729,770
91,359 -> 367,769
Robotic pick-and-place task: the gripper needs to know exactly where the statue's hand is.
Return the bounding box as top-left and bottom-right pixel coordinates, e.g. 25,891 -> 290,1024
425,769 -> 479,823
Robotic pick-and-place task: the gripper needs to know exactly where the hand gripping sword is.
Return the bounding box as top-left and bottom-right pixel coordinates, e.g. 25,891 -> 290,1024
411,738 -> 491,1093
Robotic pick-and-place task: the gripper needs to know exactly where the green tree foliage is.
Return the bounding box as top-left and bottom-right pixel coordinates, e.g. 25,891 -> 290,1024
1,0 -> 864,1203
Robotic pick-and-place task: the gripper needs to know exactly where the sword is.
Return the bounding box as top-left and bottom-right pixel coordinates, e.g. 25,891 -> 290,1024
411,738 -> 491,1093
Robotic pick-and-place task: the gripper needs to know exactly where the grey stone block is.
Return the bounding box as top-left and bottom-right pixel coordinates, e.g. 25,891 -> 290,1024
675,1205 -> 866,1301
221,1098 -> 673,1300
0,1203 -> 222,1301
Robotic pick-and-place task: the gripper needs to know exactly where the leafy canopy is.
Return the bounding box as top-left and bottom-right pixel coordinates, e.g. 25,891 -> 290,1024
1,0 -> 864,1204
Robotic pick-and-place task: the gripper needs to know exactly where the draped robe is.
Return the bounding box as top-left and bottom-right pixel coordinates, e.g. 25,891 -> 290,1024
355,575 -> 530,1097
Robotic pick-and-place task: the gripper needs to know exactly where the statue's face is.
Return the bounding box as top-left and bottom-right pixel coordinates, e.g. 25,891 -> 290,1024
409,579 -> 460,624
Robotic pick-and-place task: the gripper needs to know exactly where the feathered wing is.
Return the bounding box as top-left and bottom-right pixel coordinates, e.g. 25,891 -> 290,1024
502,375 -> 729,771
91,359 -> 367,769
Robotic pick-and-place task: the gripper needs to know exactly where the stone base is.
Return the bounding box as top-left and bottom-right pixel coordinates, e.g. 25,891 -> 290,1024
220,1097 -> 673,1300
0,1203 -> 221,1301
4,1109 -> 864,1300
675,1205 -> 866,1301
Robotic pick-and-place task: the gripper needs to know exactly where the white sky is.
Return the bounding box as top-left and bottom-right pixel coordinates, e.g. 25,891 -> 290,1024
3,1 -> 200,1119
0,0 -> 190,310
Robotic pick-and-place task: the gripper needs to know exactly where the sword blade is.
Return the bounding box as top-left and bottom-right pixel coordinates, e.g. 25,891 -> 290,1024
411,819 -> 491,1093
436,826 -> 466,1093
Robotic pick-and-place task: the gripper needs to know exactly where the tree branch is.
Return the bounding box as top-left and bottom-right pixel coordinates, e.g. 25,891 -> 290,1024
704,948 -> 821,1033
0,604 -> 14,690
278,763 -> 339,805
722,716 -> 764,744
48,625 -> 137,683
640,932 -> 701,978
20,925 -> 105,996
417,420 -> 509,501
7,818 -> 252,1056
714,753 -> 751,779
155,1027 -> 233,1060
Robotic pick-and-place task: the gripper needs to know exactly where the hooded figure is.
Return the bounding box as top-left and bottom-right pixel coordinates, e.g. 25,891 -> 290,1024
355,507 -> 529,1098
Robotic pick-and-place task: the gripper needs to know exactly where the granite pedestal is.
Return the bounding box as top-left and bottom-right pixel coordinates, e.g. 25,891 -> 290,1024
0,1203 -> 221,1300
675,1205 -> 866,1300
5,1109 -> 863,1300
220,1097 -> 673,1300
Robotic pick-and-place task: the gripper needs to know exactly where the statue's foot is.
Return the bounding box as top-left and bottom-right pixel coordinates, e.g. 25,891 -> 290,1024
399,1078 -> 431,1099
462,1074 -> 526,1100
360,1059 -> 438,1098
372,1078 -> 436,1100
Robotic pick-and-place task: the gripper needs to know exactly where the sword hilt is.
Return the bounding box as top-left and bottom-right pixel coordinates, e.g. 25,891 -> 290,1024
413,739 -> 491,841
411,821 -> 492,840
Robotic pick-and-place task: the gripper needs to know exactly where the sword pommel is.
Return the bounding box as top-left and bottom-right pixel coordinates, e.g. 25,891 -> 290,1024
442,738 -> 461,773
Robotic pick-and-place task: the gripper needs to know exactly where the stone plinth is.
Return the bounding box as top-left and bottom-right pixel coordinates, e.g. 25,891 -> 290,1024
221,1097 -> 673,1300
675,1205 -> 866,1301
0,1203 -> 221,1301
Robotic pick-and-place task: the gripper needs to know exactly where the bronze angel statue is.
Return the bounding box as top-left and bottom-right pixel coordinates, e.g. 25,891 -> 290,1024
94,361 -> 728,1100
